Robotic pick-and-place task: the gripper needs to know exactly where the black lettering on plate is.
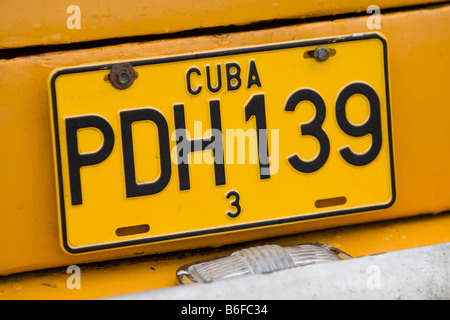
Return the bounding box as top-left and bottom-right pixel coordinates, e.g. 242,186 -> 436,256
120,108 -> 172,198
247,59 -> 262,88
65,115 -> 115,205
186,67 -> 202,95
336,82 -> 382,166
226,190 -> 241,218
173,100 -> 225,191
206,64 -> 222,93
244,93 -> 270,179
285,88 -> 330,173
225,62 -> 242,91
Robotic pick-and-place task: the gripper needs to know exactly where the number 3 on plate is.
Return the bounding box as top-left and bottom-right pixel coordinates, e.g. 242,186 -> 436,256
226,190 -> 241,218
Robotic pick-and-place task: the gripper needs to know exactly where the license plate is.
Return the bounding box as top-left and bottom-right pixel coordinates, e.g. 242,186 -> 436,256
49,33 -> 395,253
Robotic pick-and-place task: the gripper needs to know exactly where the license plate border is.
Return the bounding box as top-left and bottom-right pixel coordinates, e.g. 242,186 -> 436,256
49,33 -> 396,254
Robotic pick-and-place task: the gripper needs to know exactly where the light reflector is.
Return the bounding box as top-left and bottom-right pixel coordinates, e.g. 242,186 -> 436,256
177,242 -> 352,284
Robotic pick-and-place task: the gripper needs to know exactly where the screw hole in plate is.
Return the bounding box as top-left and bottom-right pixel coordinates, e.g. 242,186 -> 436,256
304,47 -> 336,60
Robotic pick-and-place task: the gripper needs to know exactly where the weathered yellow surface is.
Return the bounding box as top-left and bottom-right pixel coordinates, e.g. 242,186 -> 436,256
0,0 -> 446,49
1,4 -> 450,278
1,212 -> 449,300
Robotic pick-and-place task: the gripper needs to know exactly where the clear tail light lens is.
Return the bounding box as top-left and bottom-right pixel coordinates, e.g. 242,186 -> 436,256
176,242 -> 352,284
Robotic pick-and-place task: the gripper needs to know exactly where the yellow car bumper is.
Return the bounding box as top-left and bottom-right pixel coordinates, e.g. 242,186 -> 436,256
1,1 -> 449,299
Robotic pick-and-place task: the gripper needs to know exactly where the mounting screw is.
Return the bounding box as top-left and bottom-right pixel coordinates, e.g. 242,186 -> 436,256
109,63 -> 137,90
313,47 -> 330,62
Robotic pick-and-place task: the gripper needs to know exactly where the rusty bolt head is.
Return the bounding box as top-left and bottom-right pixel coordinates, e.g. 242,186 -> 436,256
109,63 -> 136,90
313,47 -> 330,62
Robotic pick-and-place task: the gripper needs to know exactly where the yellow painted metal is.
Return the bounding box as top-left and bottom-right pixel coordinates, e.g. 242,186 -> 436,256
1,4 -> 450,276
50,35 -> 394,254
0,0 -> 446,49
1,212 -> 450,300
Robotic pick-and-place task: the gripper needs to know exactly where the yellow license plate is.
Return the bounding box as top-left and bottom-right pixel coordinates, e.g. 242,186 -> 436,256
49,33 -> 395,253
